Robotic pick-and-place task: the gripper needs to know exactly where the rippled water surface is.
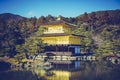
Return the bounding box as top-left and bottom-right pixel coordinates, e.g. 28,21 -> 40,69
0,61 -> 120,80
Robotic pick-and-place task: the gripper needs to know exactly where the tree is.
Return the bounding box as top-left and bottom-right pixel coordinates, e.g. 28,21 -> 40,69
16,26 -> 46,57
0,25 -> 24,57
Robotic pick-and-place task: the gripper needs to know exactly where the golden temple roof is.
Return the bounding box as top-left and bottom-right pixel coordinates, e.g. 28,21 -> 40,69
42,20 -> 77,27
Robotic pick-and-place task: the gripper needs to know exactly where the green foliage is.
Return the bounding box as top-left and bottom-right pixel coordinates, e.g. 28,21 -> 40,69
73,23 -> 94,53
16,36 -> 46,57
81,37 -> 93,47
35,26 -> 46,35
95,39 -> 120,57
0,25 -> 24,57
15,25 -> 46,58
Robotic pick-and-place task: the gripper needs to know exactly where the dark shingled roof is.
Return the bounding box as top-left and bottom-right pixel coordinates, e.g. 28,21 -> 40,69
40,33 -> 85,37
42,20 -> 77,27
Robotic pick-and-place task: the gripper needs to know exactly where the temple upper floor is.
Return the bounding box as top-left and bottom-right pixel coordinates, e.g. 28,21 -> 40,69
41,20 -> 77,34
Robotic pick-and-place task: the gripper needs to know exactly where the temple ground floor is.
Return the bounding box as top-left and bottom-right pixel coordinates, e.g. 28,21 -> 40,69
44,44 -> 92,56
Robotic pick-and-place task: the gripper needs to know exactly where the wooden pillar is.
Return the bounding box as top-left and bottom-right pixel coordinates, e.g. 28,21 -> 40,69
68,63 -> 70,70
68,45 -> 69,52
56,45 -> 57,54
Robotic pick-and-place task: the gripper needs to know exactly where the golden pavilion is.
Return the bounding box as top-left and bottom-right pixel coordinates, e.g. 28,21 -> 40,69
40,18 -> 82,56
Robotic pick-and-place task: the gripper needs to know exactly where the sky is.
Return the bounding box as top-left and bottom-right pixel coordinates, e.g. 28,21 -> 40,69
0,0 -> 120,18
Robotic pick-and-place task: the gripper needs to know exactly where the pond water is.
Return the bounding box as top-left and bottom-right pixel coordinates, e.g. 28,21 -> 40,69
0,60 -> 120,80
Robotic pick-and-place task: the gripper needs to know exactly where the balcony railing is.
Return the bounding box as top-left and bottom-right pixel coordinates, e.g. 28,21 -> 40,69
46,51 -> 72,56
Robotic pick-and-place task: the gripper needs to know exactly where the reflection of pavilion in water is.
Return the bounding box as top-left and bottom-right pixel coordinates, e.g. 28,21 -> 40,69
53,61 -> 81,71
34,61 -> 84,80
